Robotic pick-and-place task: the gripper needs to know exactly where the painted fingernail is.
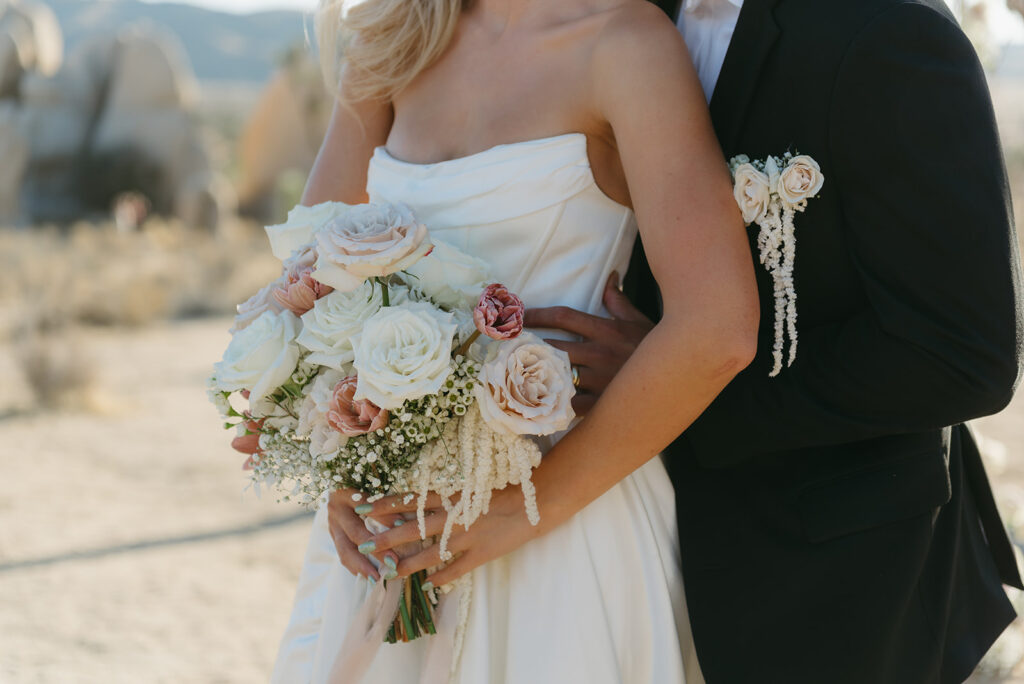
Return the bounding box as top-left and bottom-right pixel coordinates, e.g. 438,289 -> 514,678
368,576 -> 376,585
355,504 -> 373,515
358,541 -> 376,554
421,581 -> 434,592
382,568 -> 398,581
384,555 -> 397,571
393,519 -> 405,527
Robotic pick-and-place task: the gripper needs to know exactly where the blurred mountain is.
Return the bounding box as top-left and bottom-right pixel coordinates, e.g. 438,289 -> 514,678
46,0 -> 308,83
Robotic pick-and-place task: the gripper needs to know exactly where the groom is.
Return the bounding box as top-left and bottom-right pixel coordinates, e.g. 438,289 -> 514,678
529,0 -> 1024,681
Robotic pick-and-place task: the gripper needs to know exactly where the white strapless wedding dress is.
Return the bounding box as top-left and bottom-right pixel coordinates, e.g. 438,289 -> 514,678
271,133 -> 699,684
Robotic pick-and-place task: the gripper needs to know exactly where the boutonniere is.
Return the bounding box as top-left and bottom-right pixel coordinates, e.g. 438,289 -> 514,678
729,152 -> 824,377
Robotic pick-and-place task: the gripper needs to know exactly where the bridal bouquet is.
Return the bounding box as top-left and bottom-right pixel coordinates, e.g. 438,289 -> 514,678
208,201 -> 576,643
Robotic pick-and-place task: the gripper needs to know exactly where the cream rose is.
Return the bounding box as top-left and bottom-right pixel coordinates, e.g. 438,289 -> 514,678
296,369 -> 348,458
403,238 -> 490,309
732,163 -> 772,225
296,281 -> 409,372
474,332 -> 576,436
351,302 -> 457,410
231,276 -> 287,334
313,203 -> 434,292
777,155 -> 825,205
214,310 -> 301,401
265,201 -> 352,261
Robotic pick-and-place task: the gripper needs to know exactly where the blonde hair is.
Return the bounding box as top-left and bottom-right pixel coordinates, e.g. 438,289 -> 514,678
315,0 -> 464,103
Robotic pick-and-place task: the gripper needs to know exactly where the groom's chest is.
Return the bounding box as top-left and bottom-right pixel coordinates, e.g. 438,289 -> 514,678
707,1 -> 882,322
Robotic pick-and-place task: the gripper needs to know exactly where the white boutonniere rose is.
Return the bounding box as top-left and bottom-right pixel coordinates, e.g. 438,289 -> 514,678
313,203 -> 434,292
777,155 -> 825,206
214,309 -> 301,401
474,332 -> 576,436
351,302 -> 457,409
732,163 -> 772,224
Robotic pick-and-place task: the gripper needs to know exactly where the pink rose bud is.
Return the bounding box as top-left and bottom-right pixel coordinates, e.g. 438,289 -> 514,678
326,376 -> 389,437
473,284 -> 525,340
273,245 -> 334,316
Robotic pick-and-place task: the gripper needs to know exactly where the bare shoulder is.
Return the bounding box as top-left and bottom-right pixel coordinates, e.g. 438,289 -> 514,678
589,1 -> 693,93
587,0 -> 697,114
591,0 -> 689,68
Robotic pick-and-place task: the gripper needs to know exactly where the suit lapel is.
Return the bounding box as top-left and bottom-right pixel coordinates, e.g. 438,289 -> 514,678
708,0 -> 782,153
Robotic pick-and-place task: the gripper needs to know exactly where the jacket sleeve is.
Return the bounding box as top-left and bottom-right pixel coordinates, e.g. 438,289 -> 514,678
683,2 -> 1024,467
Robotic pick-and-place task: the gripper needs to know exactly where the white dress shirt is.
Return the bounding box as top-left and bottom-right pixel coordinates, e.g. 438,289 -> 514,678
677,0 -> 744,102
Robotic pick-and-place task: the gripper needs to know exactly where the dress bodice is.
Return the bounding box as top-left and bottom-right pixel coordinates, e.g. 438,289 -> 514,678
366,133 -> 637,319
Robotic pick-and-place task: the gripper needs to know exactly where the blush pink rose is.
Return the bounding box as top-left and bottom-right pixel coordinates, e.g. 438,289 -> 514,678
473,284 -> 524,340
326,376 -> 389,437
273,245 -> 334,316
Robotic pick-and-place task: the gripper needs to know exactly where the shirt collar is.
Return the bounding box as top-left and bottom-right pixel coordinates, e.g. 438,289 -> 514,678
683,0 -> 744,11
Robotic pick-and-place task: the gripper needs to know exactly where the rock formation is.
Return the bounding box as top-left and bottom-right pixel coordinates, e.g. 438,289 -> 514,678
0,0 -> 233,229
237,49 -> 330,222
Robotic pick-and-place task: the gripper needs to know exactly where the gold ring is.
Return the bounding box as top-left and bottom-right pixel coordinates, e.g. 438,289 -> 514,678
571,365 -> 581,388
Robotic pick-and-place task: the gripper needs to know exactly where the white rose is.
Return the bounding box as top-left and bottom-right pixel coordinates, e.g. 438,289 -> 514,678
403,238 -> 490,309
231,275 -> 287,334
474,332 -> 576,436
732,163 -> 772,225
313,203 -> 434,292
296,369 -> 348,458
777,155 -> 825,206
266,201 -> 352,261
213,310 -> 302,401
351,302 -> 457,409
296,281 -> 409,372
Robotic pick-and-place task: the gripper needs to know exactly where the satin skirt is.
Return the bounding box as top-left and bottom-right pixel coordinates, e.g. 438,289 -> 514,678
271,456 -> 697,684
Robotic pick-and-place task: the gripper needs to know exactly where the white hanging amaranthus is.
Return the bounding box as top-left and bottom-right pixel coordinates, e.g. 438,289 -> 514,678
393,401 -> 542,562
729,152 -> 825,376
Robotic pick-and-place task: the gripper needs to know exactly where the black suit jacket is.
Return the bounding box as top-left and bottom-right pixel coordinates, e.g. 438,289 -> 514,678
633,1 -> 1024,682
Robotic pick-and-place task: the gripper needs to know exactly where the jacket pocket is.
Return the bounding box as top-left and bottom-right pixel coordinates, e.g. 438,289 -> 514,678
798,449 -> 952,543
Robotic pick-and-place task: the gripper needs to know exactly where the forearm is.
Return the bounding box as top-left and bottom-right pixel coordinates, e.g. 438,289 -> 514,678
532,318 -> 750,529
686,308 -> 1020,464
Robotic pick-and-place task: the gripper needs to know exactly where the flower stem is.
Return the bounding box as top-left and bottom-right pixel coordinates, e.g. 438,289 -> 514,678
377,277 -> 391,307
413,571 -> 437,635
397,580 -> 415,641
456,330 -> 481,358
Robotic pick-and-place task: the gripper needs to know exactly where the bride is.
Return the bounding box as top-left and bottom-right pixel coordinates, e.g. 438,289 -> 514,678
267,0 -> 759,681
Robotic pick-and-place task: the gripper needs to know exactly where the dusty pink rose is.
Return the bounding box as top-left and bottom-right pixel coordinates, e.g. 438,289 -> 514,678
273,245 -> 334,316
326,376 -> 389,436
474,284 -> 525,340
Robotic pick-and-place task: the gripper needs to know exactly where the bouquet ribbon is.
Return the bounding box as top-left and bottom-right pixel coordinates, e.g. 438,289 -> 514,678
329,517 -> 470,684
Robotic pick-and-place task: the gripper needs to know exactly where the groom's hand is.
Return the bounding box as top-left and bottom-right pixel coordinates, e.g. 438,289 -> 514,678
525,272 -> 654,415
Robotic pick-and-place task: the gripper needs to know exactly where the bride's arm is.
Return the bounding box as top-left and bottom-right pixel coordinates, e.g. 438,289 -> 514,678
359,6 -> 759,583
300,76 -> 393,205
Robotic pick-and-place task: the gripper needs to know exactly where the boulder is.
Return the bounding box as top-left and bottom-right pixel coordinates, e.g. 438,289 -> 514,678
0,100 -> 28,223
237,55 -> 331,219
0,0 -> 62,97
